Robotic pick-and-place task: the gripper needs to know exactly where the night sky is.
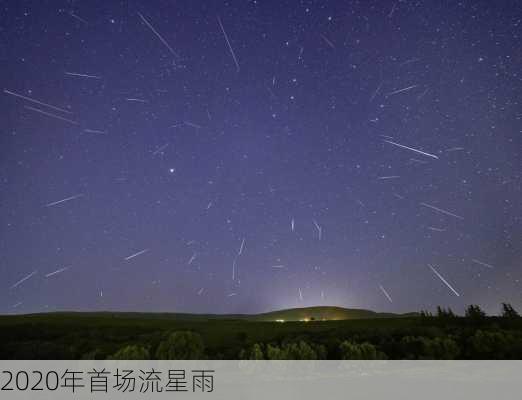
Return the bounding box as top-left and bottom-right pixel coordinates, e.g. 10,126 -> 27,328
1,0 -> 521,315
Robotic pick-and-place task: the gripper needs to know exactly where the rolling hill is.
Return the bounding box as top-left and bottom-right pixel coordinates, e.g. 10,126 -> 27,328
2,306 -> 415,322
249,306 -> 416,321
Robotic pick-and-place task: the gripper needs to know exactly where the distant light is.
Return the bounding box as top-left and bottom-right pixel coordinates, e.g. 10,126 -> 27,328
169,168 -> 175,173
275,319 -> 285,323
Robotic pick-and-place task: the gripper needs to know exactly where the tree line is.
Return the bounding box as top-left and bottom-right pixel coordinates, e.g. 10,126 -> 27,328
102,303 -> 521,360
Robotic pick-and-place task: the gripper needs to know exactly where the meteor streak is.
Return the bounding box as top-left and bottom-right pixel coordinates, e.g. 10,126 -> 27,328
383,140 -> 439,159
45,194 -> 84,207
124,249 -> 149,261
10,270 -> 38,289
428,264 -> 460,297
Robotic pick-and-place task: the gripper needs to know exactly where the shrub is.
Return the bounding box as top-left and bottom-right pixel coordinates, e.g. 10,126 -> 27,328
110,345 -> 150,360
424,337 -> 460,359
239,343 -> 264,360
155,331 -> 205,360
339,340 -> 384,360
282,341 -> 318,360
465,305 -> 486,320
468,330 -> 513,359
399,336 -> 460,359
436,306 -> 456,318
501,303 -> 519,318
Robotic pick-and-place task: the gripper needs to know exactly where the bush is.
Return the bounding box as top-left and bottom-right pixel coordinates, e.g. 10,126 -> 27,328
425,337 -> 460,359
501,303 -> 519,318
282,341 -> 319,360
265,344 -> 284,360
110,345 -> 150,360
81,348 -> 105,360
339,341 -> 384,360
239,343 -> 264,360
155,331 -> 205,360
465,305 -> 486,320
468,330 -> 514,359
436,306 -> 456,318
241,341 -> 325,360
399,336 -> 459,359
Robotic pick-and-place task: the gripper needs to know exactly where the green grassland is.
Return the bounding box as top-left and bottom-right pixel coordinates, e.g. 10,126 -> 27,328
0,306 -> 521,359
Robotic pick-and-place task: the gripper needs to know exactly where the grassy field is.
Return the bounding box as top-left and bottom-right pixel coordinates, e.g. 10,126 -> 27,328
1,307 -> 521,359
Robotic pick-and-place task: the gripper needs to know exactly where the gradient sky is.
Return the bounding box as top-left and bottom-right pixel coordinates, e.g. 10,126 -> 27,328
1,0 -> 520,315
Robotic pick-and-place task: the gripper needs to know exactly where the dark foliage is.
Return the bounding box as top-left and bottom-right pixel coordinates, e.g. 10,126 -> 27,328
465,305 -> 486,320
1,305 -> 522,360
501,303 -> 520,319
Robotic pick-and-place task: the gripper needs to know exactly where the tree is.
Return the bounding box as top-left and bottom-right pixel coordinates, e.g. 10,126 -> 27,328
81,348 -> 104,360
282,341 -> 318,360
265,344 -> 285,360
468,330 -> 513,359
110,345 -> 150,360
339,340 -> 384,360
240,343 -> 264,360
241,341 -> 326,360
399,336 -> 459,359
155,331 -> 205,360
263,341 -> 314,360
465,304 -> 486,320
425,337 -> 460,359
314,343 -> 328,360
436,306 -> 456,318
399,336 -> 427,359
501,303 -> 520,318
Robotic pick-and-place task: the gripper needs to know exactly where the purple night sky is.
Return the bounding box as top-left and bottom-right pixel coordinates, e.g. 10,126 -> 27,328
1,0 -> 521,315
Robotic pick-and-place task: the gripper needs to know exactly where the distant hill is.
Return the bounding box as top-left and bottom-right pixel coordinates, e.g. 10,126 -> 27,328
13,306 -> 416,322
249,306 -> 416,321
